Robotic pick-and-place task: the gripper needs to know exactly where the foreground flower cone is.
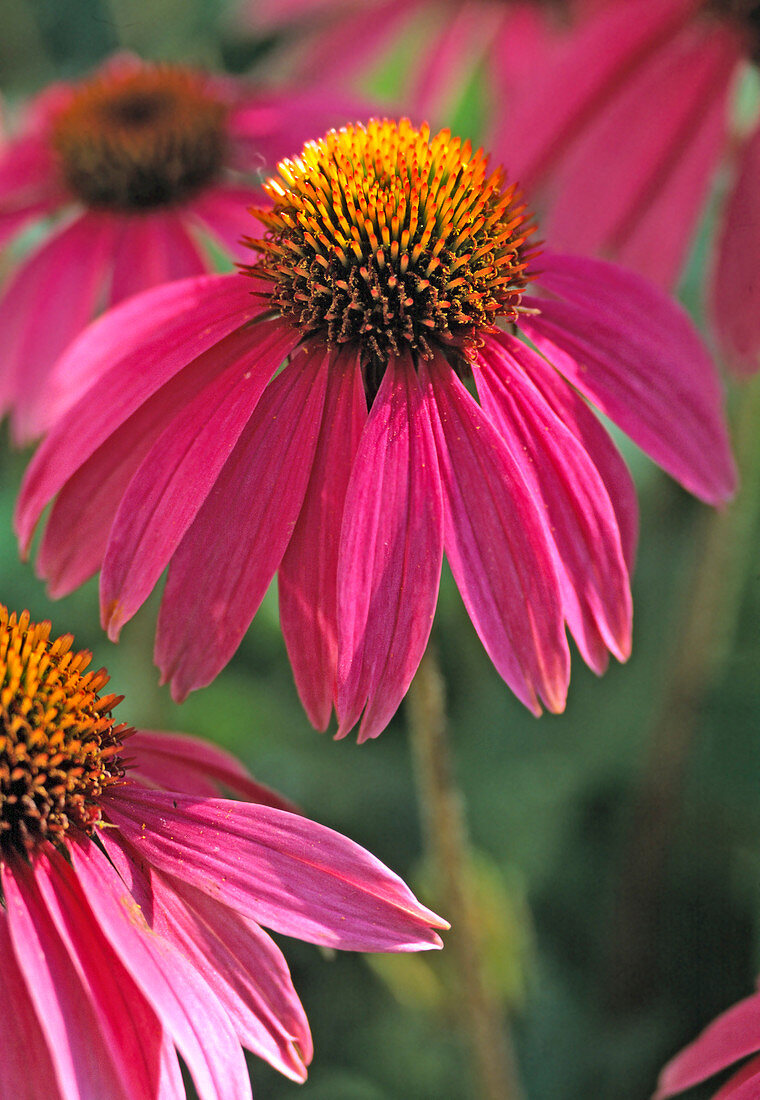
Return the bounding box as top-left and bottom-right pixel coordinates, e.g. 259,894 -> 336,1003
0,605 -> 446,1098
0,53 -> 359,442
17,118 -> 736,740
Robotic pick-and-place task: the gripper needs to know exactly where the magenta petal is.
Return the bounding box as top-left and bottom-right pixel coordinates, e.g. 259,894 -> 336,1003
279,348 -> 367,730
108,210 -> 208,306
189,184 -> 263,261
476,334 -> 631,674
103,785 -> 448,951
127,729 -> 297,811
0,194 -> 61,250
544,20 -> 736,288
419,354 -> 569,715
522,252 -> 736,503
0,910 -> 61,1100
711,122 -> 760,375
101,319 -> 298,638
656,993 -> 760,1097
0,211 -> 119,444
336,355 -> 443,741
155,347 -> 329,701
2,857 -> 135,1100
712,1056 -> 760,1099
16,272 -> 262,553
69,838 -> 252,1100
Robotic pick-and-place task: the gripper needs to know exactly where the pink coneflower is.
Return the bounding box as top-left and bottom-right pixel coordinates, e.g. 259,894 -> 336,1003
494,0 -> 760,374
656,983 -> 760,1098
17,119 -> 736,741
0,53 -> 358,442
0,604 -> 446,1097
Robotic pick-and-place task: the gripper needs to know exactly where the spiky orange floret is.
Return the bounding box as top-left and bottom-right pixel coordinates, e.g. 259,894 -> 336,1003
245,119 -> 537,388
0,606 -> 127,857
51,64 -> 228,210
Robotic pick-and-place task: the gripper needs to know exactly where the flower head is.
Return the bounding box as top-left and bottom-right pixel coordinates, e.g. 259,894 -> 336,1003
0,54 -> 361,442
0,605 -> 445,1096
17,119 -> 736,740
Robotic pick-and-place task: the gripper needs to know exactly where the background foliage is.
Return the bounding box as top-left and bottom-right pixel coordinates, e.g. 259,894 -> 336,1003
2,2 -> 760,1097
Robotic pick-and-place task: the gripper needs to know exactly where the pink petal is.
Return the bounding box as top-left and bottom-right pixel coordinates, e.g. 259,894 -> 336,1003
711,122 -> 760,375
100,319 -> 297,638
16,272 -> 262,552
2,857 -> 135,1100
126,729 -> 298,810
189,184 -> 263,261
29,848 -> 182,1100
103,784 -> 448,951
411,3 -> 505,117
0,128 -> 62,207
656,993 -> 760,1097
419,354 -> 569,715
155,346 -> 329,701
476,334 -> 631,674
713,1055 -> 760,1099
500,329 -> 638,572
0,910 -> 61,1100
336,355 -> 443,742
279,348 -> 367,730
0,211 -> 119,444
0,194 -> 62,250
522,252 -> 736,503
69,838 -> 252,1100
108,210 -> 208,306
545,19 -> 737,288
495,0 -> 702,188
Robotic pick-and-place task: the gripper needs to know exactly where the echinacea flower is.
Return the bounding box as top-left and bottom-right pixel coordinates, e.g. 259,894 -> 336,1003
0,604 -> 446,1098
656,982 -> 760,1098
0,53 -> 358,442
495,0 -> 760,374
17,119 -> 736,740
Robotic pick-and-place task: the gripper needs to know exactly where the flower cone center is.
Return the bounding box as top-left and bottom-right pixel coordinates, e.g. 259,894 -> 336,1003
52,65 -> 228,211
245,119 -> 536,399
0,607 -> 126,857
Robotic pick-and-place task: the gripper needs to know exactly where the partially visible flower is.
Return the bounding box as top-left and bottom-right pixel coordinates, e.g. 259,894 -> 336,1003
17,119 -> 735,740
0,605 -> 446,1097
656,983 -> 760,1098
494,0 -> 760,374
0,53 -> 359,442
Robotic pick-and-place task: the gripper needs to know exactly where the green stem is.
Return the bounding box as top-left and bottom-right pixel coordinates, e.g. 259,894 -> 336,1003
605,374 -> 760,1010
407,646 -> 524,1100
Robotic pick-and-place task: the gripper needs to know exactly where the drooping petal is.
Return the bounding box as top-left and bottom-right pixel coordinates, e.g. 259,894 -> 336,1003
68,837 -> 252,1100
336,354 -> 443,741
279,347 -> 367,730
711,122 -> 760,375
476,334 -> 631,674
155,346 -> 329,701
126,729 -> 297,810
2,858 -> 135,1100
28,848 -> 181,1100
188,184 -> 263,261
108,210 -> 208,306
16,272 -> 262,552
0,193 -> 62,250
521,252 -> 736,503
103,785 -> 448,952
0,910 -> 62,1100
498,329 -> 638,572
100,319 -> 298,638
713,1056 -> 760,1100
656,993 -> 760,1098
0,211 -> 119,444
419,354 -> 569,715
544,19 -> 737,288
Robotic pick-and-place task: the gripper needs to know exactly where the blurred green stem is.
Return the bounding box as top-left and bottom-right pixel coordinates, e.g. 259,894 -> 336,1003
408,646 -> 524,1100
606,374 -> 760,1010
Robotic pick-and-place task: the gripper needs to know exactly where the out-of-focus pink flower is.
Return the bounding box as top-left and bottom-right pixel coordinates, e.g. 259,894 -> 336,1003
656,984 -> 760,1098
17,119 -> 736,740
494,0 -> 760,375
0,53 -> 360,442
0,605 -> 446,1098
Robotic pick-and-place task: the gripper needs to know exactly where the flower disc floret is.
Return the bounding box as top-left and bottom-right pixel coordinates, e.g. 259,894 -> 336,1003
51,64 -> 228,210
0,606 -> 126,856
246,119 -> 536,395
